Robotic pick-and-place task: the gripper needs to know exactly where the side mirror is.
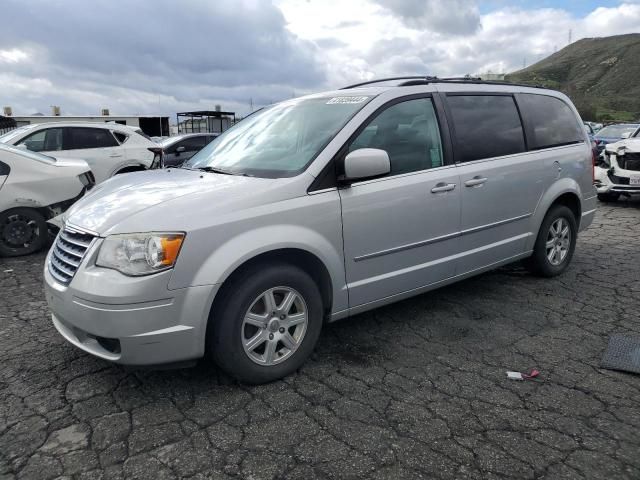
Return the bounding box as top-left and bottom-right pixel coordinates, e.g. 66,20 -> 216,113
342,148 -> 390,182
621,132 -> 631,139
15,143 -> 28,151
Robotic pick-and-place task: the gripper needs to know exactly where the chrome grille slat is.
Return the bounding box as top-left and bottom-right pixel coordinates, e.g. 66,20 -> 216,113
49,227 -> 95,285
53,247 -> 81,268
51,255 -> 76,277
49,265 -> 71,284
56,241 -> 84,258
59,231 -> 93,248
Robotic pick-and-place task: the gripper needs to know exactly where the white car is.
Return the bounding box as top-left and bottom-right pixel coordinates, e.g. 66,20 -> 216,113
594,127 -> 640,201
0,122 -> 159,184
0,143 -> 93,256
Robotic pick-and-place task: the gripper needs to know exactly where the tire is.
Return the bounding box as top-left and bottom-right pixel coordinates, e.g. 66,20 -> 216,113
597,192 -> 619,202
524,205 -> 577,277
0,208 -> 48,257
209,263 -> 323,384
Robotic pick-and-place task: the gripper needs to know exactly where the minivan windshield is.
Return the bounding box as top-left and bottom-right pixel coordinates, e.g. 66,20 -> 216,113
183,95 -> 372,177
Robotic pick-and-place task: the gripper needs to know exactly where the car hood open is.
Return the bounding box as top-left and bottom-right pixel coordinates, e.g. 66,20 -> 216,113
604,138 -> 640,153
53,157 -> 91,171
63,168 -> 288,235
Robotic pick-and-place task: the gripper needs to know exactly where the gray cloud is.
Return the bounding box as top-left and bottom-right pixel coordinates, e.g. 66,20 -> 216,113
2,0 -> 638,118
373,0 -> 481,34
0,0 -> 325,115
314,38 -> 349,49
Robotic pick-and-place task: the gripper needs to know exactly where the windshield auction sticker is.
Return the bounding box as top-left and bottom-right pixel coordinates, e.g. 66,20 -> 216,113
326,96 -> 369,104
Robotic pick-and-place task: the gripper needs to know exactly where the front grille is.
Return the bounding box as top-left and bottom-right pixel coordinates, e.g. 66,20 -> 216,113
608,172 -> 630,185
618,152 -> 640,171
48,227 -> 96,285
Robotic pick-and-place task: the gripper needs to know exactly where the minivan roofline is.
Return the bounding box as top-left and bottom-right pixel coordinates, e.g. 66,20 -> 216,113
341,75 -> 546,91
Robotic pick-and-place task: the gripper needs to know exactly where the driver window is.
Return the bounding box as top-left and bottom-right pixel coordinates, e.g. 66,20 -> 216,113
349,98 -> 443,175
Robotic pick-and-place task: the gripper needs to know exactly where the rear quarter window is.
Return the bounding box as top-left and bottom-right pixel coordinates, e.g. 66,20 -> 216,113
113,131 -> 129,144
517,94 -> 584,150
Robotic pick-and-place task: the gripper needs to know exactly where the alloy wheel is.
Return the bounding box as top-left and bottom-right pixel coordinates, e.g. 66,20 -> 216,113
241,286 -> 308,366
545,217 -> 571,266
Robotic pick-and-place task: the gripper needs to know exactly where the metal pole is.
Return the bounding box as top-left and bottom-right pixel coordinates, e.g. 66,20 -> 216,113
158,96 -> 162,137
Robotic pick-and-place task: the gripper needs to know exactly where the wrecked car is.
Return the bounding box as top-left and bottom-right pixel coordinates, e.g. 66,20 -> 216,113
0,143 -> 94,256
593,123 -> 639,153
594,129 -> 640,202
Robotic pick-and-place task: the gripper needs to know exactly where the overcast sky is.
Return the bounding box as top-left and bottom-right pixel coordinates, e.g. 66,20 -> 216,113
1,0 -> 639,118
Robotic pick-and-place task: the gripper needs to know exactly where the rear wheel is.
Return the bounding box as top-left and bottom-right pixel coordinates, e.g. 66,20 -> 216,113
0,208 -> 48,257
524,205 -> 577,277
209,263 -> 323,384
597,192 -> 619,202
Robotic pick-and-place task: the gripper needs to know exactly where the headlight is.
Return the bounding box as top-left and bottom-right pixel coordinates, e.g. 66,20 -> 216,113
96,232 -> 185,276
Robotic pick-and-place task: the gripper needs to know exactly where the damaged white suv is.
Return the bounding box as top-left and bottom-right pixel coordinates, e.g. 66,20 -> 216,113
594,126 -> 640,201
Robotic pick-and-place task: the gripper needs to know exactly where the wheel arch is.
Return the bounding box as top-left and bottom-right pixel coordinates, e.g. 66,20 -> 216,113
527,179 -> 583,251
210,248 -> 334,322
550,192 -> 581,223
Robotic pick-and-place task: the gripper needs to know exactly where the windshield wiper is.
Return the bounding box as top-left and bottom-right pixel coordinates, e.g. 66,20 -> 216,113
196,166 -> 234,175
196,166 -> 253,177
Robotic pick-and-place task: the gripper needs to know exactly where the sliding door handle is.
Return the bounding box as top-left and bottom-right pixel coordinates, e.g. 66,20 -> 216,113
431,182 -> 456,193
464,176 -> 488,187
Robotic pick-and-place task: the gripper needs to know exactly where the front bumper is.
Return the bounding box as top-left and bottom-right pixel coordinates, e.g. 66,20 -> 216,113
44,244 -> 218,365
594,166 -> 640,195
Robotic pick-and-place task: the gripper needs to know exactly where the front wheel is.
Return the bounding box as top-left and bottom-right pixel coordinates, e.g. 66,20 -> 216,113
524,205 -> 577,277
209,263 -> 323,384
0,208 -> 48,257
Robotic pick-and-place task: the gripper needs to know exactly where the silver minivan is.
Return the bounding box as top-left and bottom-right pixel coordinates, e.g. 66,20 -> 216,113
44,77 -> 597,383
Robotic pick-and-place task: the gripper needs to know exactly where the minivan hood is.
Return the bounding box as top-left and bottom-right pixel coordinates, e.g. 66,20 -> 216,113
64,169 -> 283,235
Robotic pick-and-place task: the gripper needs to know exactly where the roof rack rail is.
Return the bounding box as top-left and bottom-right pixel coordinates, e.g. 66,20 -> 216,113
340,76 -> 438,89
342,75 -> 546,90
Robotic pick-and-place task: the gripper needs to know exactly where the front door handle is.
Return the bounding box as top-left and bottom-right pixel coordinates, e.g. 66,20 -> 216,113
464,176 -> 488,187
431,182 -> 456,193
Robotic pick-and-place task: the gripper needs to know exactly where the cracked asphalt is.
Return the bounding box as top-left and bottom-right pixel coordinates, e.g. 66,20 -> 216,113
1,199 -> 640,480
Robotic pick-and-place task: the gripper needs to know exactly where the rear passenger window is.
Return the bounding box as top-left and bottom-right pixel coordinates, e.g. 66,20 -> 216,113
447,95 -> 525,162
517,94 -> 584,149
67,128 -> 119,150
349,98 -> 444,175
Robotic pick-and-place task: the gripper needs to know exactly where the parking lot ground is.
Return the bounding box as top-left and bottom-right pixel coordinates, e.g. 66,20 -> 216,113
1,199 -> 640,480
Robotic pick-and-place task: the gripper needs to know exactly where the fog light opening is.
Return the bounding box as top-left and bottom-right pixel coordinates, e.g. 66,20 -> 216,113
96,336 -> 121,354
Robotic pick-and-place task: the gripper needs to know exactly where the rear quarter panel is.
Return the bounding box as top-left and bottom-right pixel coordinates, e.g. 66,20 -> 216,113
122,134 -> 154,170
0,153 -> 85,213
524,142 -> 596,251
